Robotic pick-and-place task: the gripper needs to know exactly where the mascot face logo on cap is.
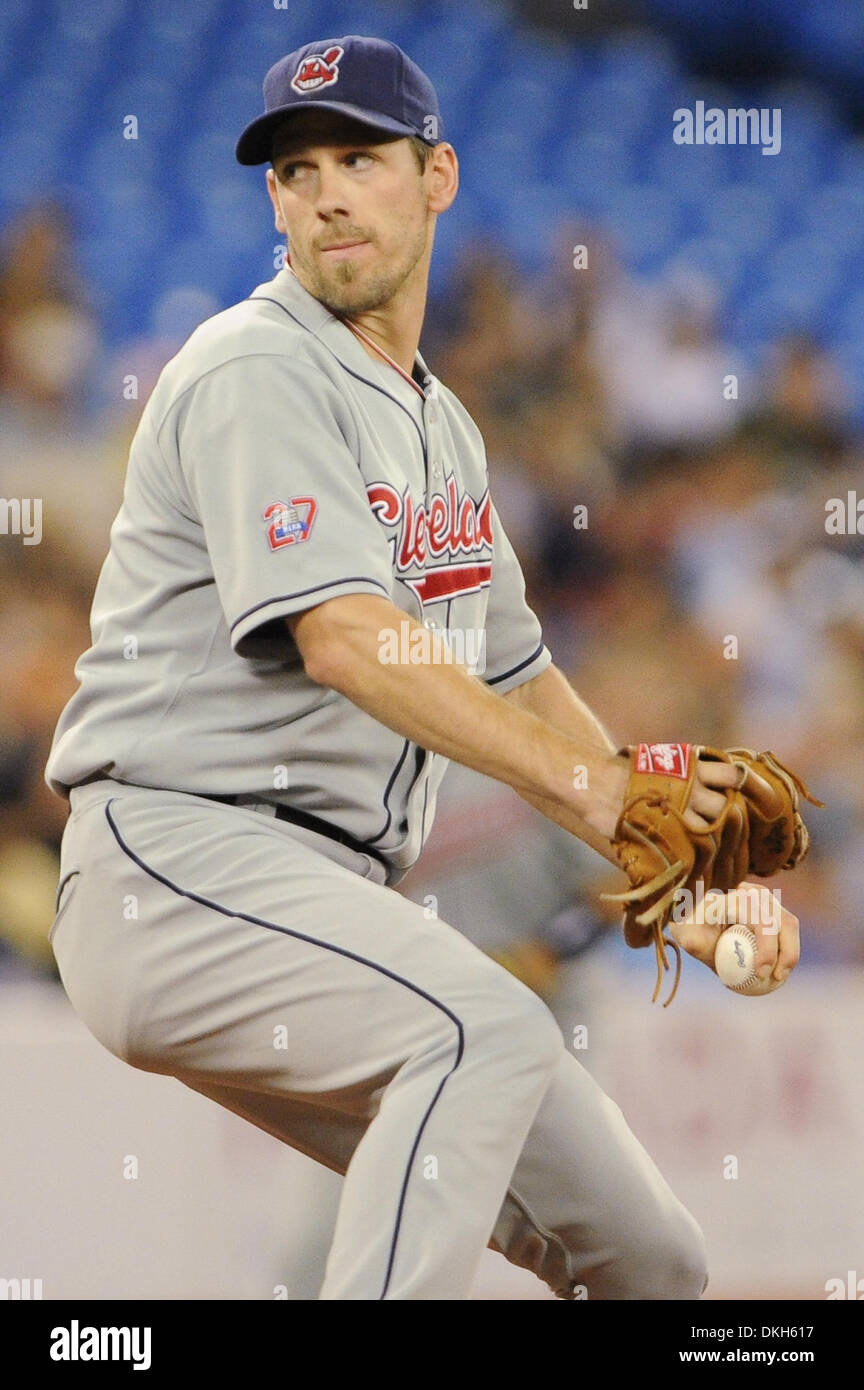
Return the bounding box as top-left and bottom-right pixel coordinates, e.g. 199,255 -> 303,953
291,45 -> 344,94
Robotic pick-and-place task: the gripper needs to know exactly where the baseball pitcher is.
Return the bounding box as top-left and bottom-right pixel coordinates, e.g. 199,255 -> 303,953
45,36 -> 819,1300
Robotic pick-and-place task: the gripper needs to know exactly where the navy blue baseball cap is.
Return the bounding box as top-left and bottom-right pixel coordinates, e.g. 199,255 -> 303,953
236,35 -> 444,166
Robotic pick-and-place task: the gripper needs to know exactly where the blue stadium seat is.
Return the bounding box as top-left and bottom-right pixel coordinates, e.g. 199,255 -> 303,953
17,37 -> 106,92
113,26 -> 200,87
181,130 -> 250,198
556,131 -> 637,198
82,134 -> 162,194
795,5 -> 864,72
830,283 -> 864,345
142,0 -> 224,43
456,121 -> 537,175
196,184 -> 266,251
601,185 -> 679,271
763,236 -> 847,295
569,74 -> 657,142
404,16 -> 488,95
0,0 -> 34,25
799,183 -> 864,246
428,193 -> 484,294
700,184 -> 780,255
648,139 -> 734,201
247,0 -> 337,38
473,69 -> 564,147
9,73 -> 95,129
0,126 -> 68,203
146,239 -> 240,308
835,139 -> 864,187
727,282 -> 827,345
79,233 -> 155,317
0,0 -> 41,62
53,0 -> 130,42
662,237 -> 747,299
594,29 -> 679,89
495,181 -> 578,275
89,77 -> 183,143
0,0 -> 860,414
79,178 -> 170,257
194,76 -> 264,138
747,140 -> 833,194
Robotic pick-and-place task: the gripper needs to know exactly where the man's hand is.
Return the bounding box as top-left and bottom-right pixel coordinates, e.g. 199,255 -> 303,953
668,883 -> 800,990
587,749 -> 766,841
683,756 -> 771,834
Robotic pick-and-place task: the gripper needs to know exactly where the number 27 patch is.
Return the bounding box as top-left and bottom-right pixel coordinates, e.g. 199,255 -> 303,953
263,497 -> 318,549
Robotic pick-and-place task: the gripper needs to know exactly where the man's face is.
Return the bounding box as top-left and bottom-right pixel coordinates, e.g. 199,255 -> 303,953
266,111 -> 433,317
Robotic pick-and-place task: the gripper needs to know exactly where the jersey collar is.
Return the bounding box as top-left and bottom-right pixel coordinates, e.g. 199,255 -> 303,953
249,265 -> 434,399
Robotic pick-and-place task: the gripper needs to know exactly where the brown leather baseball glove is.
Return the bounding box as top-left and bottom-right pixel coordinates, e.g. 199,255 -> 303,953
601,742 -> 824,1006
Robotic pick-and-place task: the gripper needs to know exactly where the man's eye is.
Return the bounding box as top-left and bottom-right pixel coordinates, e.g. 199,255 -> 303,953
281,152 -> 372,179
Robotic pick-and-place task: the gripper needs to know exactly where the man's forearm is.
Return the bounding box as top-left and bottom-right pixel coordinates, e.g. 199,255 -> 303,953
502,664 -> 622,865
502,663 -> 617,756
294,596 -> 626,840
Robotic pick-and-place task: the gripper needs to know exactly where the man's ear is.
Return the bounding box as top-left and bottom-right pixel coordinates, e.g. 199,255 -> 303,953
266,168 -> 287,235
426,143 -> 459,216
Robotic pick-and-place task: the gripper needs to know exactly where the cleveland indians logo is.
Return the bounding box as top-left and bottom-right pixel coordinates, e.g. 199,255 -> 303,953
366,475 -> 492,603
263,497 -> 318,549
635,743 -> 690,779
291,46 -> 344,94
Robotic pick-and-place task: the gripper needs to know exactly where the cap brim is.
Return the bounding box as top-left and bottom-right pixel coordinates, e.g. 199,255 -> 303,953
236,101 -> 420,165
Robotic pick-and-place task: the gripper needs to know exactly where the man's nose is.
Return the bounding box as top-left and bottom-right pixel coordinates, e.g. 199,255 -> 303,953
315,160 -> 352,218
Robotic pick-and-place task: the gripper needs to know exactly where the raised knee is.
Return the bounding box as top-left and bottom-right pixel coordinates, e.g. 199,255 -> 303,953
491,986 -> 564,1075
663,1211 -> 708,1298
538,1203 -> 708,1301
632,1208 -> 708,1300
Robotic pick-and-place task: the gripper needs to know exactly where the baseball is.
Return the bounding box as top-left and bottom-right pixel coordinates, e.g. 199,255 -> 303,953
714,924 -> 774,995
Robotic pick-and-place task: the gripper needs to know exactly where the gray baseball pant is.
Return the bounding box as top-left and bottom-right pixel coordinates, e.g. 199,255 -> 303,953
49,778 -> 708,1301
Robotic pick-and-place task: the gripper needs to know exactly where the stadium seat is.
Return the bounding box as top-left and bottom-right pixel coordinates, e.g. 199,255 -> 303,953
1,0 -> 861,415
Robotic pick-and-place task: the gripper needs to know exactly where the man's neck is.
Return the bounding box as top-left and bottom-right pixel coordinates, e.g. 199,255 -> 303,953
342,314 -> 420,378
285,260 -> 425,376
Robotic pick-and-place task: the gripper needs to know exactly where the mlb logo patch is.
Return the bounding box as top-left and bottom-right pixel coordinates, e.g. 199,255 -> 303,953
635,742 -> 691,778
263,497 -> 318,549
291,46 -> 344,94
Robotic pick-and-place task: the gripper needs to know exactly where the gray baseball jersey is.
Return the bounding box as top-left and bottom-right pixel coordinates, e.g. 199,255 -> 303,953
45,264 -> 550,881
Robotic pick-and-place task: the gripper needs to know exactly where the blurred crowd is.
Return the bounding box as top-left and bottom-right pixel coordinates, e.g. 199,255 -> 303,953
428,226 -> 863,964
0,194 -> 861,981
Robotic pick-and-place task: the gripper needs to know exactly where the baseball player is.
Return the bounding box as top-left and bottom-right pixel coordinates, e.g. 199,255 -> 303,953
45,36 -> 809,1300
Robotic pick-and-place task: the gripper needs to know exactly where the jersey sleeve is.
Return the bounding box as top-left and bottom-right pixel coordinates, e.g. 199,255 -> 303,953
482,502 -> 552,693
174,354 -> 394,658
